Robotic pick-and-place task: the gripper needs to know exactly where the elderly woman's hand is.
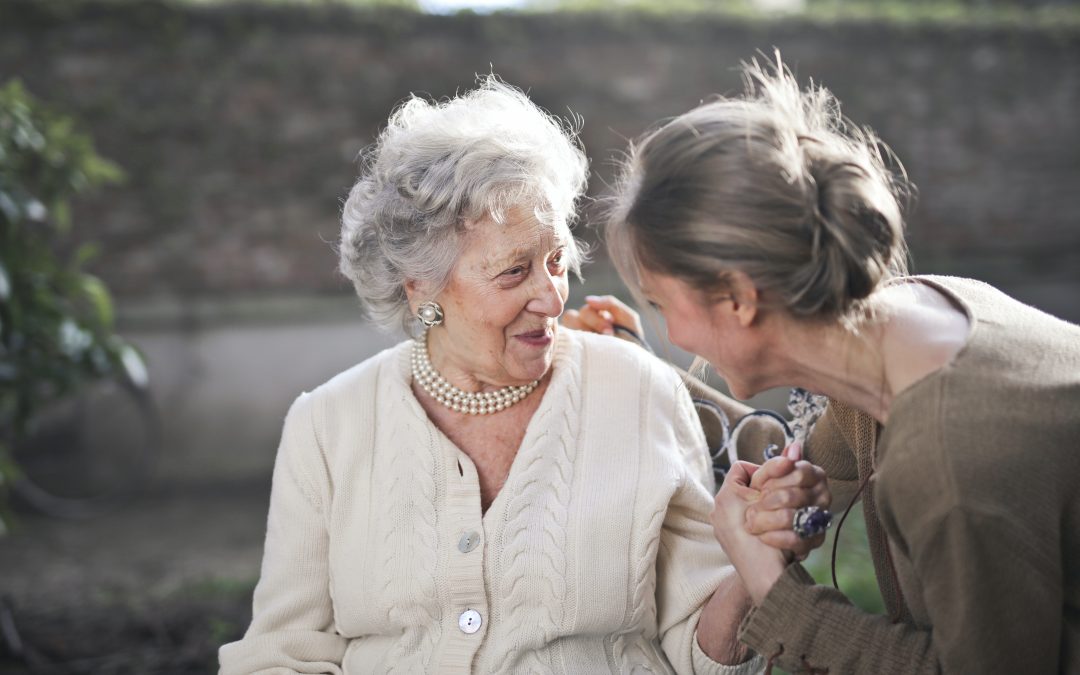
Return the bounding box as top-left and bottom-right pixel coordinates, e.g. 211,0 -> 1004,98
711,461 -> 788,605
563,295 -> 645,343
744,442 -> 831,561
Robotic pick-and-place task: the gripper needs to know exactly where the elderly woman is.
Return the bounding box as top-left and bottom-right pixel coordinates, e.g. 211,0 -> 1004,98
603,57 -> 1080,674
218,79 -> 773,674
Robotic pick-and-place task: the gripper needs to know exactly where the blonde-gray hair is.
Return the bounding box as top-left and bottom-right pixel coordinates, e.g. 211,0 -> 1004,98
339,77 -> 589,332
607,54 -> 910,321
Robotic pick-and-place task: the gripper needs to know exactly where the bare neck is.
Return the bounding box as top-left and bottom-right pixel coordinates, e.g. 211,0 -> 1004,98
770,318 -> 893,423
765,284 -> 969,425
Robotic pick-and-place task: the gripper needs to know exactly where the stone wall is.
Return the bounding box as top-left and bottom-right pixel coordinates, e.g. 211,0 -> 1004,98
3,2 -> 1078,482
3,1 -> 1078,319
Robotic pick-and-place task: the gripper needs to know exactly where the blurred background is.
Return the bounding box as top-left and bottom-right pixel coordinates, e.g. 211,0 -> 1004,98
0,0 -> 1077,672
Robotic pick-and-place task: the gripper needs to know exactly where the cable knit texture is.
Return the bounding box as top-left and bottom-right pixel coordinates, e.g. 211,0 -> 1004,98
219,329 -> 763,675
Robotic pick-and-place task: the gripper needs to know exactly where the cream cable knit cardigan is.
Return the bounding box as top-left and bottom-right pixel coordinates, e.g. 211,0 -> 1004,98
219,329 -> 763,675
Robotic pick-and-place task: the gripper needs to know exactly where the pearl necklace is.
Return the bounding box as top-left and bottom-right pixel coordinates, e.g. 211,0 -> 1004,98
411,332 -> 539,415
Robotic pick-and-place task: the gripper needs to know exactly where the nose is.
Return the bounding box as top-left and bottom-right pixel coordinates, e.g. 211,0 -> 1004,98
526,269 -> 566,318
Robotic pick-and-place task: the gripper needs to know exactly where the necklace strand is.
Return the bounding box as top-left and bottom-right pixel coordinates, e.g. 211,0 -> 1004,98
411,332 -> 539,415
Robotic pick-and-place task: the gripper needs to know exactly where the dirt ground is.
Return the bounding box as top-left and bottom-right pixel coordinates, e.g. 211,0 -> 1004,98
0,482 -> 272,674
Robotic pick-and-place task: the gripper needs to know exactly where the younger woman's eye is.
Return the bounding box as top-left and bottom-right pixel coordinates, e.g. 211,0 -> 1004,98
647,300 -> 662,311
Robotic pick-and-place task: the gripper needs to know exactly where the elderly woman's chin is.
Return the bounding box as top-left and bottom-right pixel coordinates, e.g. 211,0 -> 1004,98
506,324 -> 559,381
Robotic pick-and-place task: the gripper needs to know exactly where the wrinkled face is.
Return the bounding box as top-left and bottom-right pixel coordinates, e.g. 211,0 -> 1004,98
637,266 -> 765,400
418,206 -> 570,387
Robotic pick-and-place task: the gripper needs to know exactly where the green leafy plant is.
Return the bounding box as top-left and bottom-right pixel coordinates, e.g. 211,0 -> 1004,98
0,80 -> 147,533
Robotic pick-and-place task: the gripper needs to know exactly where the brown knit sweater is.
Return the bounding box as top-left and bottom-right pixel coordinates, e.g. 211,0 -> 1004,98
737,276 -> 1080,674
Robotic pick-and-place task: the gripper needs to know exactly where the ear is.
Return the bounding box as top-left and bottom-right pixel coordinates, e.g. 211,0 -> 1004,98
404,278 -> 424,313
727,270 -> 759,328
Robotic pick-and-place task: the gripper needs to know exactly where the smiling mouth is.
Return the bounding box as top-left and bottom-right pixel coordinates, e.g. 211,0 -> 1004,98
517,328 -> 551,339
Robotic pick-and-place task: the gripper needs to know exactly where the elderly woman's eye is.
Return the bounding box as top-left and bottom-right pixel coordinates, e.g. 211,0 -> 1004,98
548,250 -> 566,270
497,265 -> 529,288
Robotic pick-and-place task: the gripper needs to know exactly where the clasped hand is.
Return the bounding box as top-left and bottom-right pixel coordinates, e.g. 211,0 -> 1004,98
711,443 -> 831,604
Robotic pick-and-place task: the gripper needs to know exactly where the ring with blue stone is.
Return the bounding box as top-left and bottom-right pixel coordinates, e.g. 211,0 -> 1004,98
792,506 -> 833,540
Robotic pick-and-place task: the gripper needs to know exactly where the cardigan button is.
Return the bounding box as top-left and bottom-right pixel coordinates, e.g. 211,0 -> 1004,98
458,609 -> 482,634
458,531 -> 480,553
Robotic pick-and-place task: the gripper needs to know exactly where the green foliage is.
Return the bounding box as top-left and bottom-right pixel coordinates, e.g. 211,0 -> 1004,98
0,80 -> 147,531
803,504 -> 885,615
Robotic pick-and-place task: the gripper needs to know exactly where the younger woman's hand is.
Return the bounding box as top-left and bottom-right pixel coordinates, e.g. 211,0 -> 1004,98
744,442 -> 831,560
562,295 -> 644,343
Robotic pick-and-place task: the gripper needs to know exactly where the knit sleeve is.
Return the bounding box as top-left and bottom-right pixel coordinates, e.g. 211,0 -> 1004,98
218,393 -> 347,674
737,562 -> 939,674
804,401 -> 863,509
653,466 -> 764,675
656,384 -> 764,675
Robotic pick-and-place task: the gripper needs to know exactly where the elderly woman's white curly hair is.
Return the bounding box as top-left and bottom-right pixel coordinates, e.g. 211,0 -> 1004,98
339,76 -> 590,333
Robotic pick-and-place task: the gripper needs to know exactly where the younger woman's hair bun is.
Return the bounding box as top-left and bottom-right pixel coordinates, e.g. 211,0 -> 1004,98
608,51 -> 912,321
793,132 -> 908,316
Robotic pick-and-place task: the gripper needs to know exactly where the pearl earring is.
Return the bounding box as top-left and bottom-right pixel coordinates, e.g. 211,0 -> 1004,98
416,301 -> 444,328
